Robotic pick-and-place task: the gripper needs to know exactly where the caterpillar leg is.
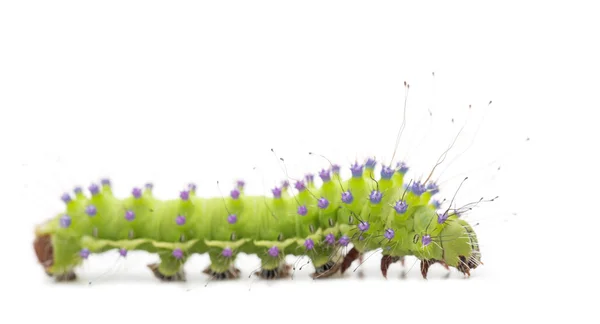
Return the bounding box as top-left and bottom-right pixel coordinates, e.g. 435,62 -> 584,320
311,259 -> 342,279
380,255 -> 402,278
50,271 -> 77,281
147,253 -> 187,282
203,251 -> 241,280
307,247 -> 343,279
420,259 -> 450,279
456,256 -> 472,277
203,266 -> 241,280
311,260 -> 342,279
340,247 -> 361,274
256,263 -> 292,279
147,263 -> 186,281
253,240 -> 295,279
420,259 -> 436,279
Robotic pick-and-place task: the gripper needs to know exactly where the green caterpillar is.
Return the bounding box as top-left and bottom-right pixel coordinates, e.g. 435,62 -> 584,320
33,157 -> 481,281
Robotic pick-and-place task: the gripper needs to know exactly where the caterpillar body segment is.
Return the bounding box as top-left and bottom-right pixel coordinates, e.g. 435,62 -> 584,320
33,159 -> 482,282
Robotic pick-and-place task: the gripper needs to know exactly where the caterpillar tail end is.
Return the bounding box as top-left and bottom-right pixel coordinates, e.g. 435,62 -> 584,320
33,229 -> 77,282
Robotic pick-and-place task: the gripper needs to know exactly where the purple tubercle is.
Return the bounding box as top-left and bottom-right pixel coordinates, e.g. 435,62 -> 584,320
422,235 -> 432,246
132,187 -> 142,199
427,182 -> 440,195
145,183 -> 154,190
396,161 -> 409,174
318,169 -> 331,182
358,221 -> 370,232
271,186 -> 282,198
180,190 -> 190,201
317,197 -> 329,209
365,157 -> 377,169
297,205 -> 308,216
324,233 -> 335,245
80,248 -> 90,259
89,183 -> 100,195
294,181 -> 306,192
172,248 -> 184,259
268,246 -> 279,257
125,210 -> 135,221
331,164 -> 341,174
350,162 -> 364,177
187,183 -> 196,192
59,214 -> 71,228
410,182 -> 425,195
227,214 -> 238,224
85,204 -> 97,217
384,228 -> 395,240
380,166 -> 394,180
119,248 -> 128,257
369,190 -> 383,204
411,182 -> 427,196
282,180 -> 290,189
74,186 -> 83,195
236,180 -> 245,189
222,247 -> 233,258
172,248 -> 183,260
230,188 -> 240,199
176,215 -> 186,226
61,193 -> 71,204
437,211 -> 449,224
341,191 -> 353,204
338,235 -> 350,246
101,178 -> 111,186
305,173 -> 314,184
394,200 -> 408,214
304,238 -> 315,250
431,200 -> 441,209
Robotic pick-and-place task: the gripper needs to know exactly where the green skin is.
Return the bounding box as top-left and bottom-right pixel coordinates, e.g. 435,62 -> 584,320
36,167 -> 479,277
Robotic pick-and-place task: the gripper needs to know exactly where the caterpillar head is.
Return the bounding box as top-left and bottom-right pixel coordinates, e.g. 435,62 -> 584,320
412,206 -> 481,274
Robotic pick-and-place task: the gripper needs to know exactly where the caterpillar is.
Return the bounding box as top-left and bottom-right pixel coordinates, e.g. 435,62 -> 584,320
33,83 -> 491,283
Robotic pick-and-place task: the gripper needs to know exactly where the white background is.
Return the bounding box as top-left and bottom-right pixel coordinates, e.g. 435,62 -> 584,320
1,1 -> 598,323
